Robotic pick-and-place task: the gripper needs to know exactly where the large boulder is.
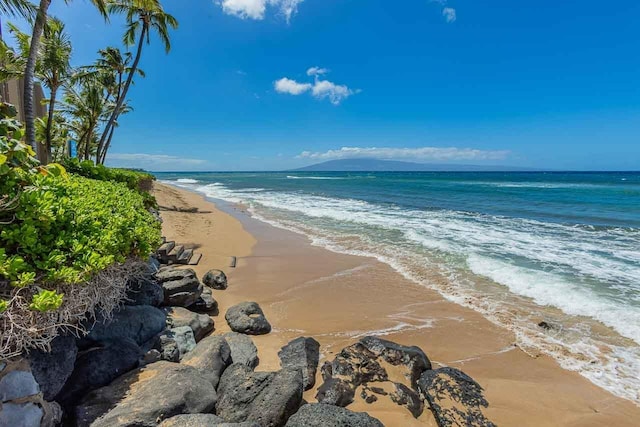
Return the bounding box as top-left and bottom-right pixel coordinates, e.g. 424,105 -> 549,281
418,367 -> 496,427
216,364 -> 303,427
125,276 -> 164,307
223,332 -> 259,369
192,287 -> 219,314
225,302 -> 271,335
0,402 -> 43,427
316,336 -> 430,418
285,404 -> 384,427
0,370 -> 40,402
159,414 -> 259,427
56,338 -> 141,407
182,335 -> 232,388
29,334 -> 78,400
156,268 -> 203,308
84,305 -> 166,347
203,269 -> 228,290
164,306 -> 214,341
74,361 -> 217,427
278,337 -> 320,391
158,326 -> 197,360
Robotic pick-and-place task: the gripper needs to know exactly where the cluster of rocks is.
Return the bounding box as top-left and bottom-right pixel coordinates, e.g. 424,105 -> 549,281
1,262 -> 496,427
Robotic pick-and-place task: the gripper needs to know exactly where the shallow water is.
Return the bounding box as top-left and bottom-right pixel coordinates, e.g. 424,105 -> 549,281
157,171 -> 640,403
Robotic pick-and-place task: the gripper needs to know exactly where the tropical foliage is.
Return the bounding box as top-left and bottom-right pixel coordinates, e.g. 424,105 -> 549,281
0,0 -> 177,165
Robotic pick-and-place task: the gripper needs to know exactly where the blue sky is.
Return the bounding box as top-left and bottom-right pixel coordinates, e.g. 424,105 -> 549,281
5,0 -> 640,171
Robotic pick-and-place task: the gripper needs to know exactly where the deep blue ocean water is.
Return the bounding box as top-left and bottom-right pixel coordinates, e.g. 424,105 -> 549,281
157,171 -> 640,402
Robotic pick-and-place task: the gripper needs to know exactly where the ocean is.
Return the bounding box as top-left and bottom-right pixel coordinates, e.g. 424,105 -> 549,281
157,171 -> 640,403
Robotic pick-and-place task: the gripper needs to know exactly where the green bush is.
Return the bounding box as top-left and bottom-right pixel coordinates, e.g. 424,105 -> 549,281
1,175 -> 162,286
61,158 -> 155,192
0,102 -> 161,313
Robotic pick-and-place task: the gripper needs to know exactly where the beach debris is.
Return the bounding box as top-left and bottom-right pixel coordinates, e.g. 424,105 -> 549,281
203,269 -> 228,290
74,361 -> 217,427
156,267 -> 204,308
278,337 -> 320,391
418,367 -> 496,427
316,336 -> 430,418
56,338 -> 141,408
284,403 -> 384,427
224,332 -> 259,369
182,335 -> 232,388
216,363 -> 303,426
230,256 -> 237,268
164,306 -> 215,342
225,301 -> 272,335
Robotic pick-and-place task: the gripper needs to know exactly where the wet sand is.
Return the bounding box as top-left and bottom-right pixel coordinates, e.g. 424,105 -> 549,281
153,182 -> 640,427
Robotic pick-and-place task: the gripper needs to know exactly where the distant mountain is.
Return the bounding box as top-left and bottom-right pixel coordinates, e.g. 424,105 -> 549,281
292,158 -> 537,172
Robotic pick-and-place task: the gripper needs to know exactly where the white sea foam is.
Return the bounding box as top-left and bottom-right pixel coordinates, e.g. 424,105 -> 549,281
187,180 -> 640,403
176,178 -> 199,184
286,175 -> 345,180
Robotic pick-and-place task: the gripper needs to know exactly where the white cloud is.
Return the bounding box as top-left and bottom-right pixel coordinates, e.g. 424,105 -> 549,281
297,147 -> 510,162
307,66 -> 329,76
443,7 -> 456,23
274,67 -> 358,105
311,80 -> 355,105
218,0 -> 304,23
274,77 -> 312,95
106,153 -> 208,171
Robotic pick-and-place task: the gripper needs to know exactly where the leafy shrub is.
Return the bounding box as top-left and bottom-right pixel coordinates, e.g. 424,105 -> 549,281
0,102 -> 161,315
61,158 -> 155,192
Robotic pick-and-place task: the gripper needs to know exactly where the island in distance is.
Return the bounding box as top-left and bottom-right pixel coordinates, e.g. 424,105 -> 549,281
292,158 -> 540,172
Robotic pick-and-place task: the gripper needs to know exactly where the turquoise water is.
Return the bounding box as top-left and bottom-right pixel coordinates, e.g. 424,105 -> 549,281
158,171 -> 640,402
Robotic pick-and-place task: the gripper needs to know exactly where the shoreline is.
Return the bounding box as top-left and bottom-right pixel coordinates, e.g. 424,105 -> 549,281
153,182 -> 640,427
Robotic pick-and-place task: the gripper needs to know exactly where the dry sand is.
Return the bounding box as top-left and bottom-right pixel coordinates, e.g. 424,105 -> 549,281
153,182 -> 640,427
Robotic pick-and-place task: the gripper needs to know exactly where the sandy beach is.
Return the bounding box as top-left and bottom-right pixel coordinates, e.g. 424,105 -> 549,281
153,182 -> 640,427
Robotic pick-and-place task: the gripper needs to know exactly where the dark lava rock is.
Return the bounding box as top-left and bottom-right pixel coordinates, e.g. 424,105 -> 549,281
224,332 -> 259,369
75,361 -> 217,427
418,367 -> 496,427
278,337 -> 320,391
57,338 -> 141,407
315,378 -> 355,407
126,276 -> 164,307
284,403 -> 384,427
84,305 -> 166,347
158,326 -> 197,360
316,336 -> 430,418
160,414 -> 259,427
156,334 -> 180,362
216,364 -> 303,427
182,335 -> 232,388
225,302 -> 271,335
156,268 -> 203,307
192,287 -> 219,314
29,334 -> 77,400
164,306 -> 214,341
203,269 -> 228,290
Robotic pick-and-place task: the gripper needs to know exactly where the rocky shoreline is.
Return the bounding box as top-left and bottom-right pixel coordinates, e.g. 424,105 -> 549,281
1,261 -> 495,427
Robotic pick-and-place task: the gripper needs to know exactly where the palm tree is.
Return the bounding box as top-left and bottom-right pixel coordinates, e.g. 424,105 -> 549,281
22,0 -> 107,160
0,0 -> 35,19
40,18 -> 71,163
85,46 -> 143,163
98,0 -> 177,162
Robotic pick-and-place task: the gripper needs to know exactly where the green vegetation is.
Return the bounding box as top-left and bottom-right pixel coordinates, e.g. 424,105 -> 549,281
0,103 -> 161,315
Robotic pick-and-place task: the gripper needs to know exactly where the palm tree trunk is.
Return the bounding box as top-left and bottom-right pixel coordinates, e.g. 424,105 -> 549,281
24,0 -> 51,160
97,23 -> 146,154
95,90 -> 113,162
44,85 -> 57,164
99,123 -> 115,164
